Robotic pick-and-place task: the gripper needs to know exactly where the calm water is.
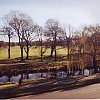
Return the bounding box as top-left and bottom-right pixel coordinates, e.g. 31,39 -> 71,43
0,69 -> 94,83
0,71 -> 66,83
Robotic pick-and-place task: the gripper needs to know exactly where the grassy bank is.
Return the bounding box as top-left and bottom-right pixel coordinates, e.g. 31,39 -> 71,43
0,83 -> 18,89
0,75 -> 100,99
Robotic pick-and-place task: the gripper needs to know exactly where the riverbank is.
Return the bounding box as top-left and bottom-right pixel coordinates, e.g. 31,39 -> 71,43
0,74 -> 100,99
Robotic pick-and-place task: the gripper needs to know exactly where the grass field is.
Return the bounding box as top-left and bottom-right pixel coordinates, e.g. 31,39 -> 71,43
0,46 -> 67,60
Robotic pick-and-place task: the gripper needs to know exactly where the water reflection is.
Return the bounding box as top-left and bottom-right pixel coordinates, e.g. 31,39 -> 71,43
10,75 -> 21,82
0,71 -> 67,83
0,70 -> 93,83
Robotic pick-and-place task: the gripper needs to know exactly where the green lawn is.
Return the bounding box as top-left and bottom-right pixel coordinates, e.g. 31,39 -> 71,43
0,46 -> 67,60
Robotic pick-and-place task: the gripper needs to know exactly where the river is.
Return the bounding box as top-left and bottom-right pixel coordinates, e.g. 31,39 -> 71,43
0,69 -> 94,83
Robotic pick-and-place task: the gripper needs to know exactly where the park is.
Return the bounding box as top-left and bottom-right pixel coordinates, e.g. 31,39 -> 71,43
0,0 -> 100,99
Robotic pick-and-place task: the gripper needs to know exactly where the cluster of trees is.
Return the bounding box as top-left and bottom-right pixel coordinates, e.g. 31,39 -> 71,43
0,11 -> 100,73
0,11 -> 64,61
67,26 -> 100,74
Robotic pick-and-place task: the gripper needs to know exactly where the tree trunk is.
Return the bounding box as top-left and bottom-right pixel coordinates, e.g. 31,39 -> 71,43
26,74 -> 29,79
26,48 -> 29,59
41,49 -> 43,62
26,42 -> 29,60
54,47 -> 57,61
8,76 -> 11,82
89,69 -> 91,75
18,34 -> 24,61
50,45 -> 54,57
54,32 -> 57,61
40,38 -> 43,62
8,36 -> 10,59
67,70 -> 70,77
93,56 -> 97,73
21,74 -> 24,79
21,46 -> 23,61
67,45 -> 70,60
82,69 -> 84,75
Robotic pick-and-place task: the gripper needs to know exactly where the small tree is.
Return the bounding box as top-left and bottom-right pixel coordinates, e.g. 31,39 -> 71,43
62,25 -> 74,60
1,26 -> 13,59
36,26 -> 48,62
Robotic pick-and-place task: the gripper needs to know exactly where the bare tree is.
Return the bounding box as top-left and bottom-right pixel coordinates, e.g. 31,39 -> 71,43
44,19 -> 63,61
4,11 -> 37,61
22,19 -> 38,59
0,26 -> 13,59
4,27 -> 13,59
62,25 -> 74,60
36,26 -> 48,62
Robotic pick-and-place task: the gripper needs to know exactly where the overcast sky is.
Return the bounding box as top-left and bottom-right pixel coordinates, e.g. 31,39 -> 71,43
0,0 -> 100,41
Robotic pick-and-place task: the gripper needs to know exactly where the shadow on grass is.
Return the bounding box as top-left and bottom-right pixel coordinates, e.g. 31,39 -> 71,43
0,55 -> 67,64
0,58 -> 23,64
0,55 -> 67,70
61,78 -> 100,92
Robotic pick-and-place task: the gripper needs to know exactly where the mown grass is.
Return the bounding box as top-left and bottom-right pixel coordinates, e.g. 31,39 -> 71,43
0,46 -> 67,60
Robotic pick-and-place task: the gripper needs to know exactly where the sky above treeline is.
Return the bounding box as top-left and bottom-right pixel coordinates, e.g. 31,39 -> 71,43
0,0 -> 100,42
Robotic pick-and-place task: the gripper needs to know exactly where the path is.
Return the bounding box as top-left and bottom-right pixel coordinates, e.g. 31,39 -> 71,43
16,83 -> 100,99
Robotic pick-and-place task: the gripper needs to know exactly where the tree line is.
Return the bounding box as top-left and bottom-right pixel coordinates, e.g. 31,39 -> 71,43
0,11 -> 100,74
